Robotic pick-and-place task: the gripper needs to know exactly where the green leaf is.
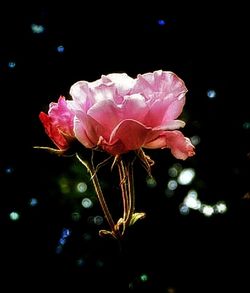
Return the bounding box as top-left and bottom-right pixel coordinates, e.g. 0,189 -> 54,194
129,212 -> 146,226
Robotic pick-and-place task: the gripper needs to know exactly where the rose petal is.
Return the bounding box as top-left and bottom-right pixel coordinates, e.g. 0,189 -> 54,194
136,70 -> 187,97
153,120 -> 186,130
144,96 -> 185,127
110,120 -> 151,150
90,82 -> 117,103
39,112 -> 69,150
106,73 -> 136,96
74,110 -> 109,148
99,120 -> 158,155
87,94 -> 148,133
69,81 -> 94,112
144,130 -> 195,160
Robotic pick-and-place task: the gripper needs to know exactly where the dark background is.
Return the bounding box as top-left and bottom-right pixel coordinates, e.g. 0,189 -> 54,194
1,3 -> 249,292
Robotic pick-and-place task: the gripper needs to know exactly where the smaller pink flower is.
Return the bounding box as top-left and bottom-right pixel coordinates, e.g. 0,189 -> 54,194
39,96 -> 76,150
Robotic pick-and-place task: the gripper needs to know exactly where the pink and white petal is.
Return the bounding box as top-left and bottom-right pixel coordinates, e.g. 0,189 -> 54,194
98,136 -> 127,156
47,97 -> 75,137
160,71 -> 187,96
74,115 -> 95,149
134,70 -> 187,102
134,70 -> 165,94
91,82 -> 117,103
144,97 -> 180,126
87,95 -> 148,133
121,94 -> 148,122
144,130 -> 195,160
87,99 -> 123,132
106,73 -> 136,96
108,119 -> 154,153
161,95 -> 186,122
67,100 -> 82,112
69,81 -> 94,112
153,120 -> 186,131
74,111 -> 109,148
132,74 -> 154,99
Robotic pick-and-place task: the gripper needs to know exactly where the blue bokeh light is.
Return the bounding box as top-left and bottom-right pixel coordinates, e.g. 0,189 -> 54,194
157,19 -> 166,26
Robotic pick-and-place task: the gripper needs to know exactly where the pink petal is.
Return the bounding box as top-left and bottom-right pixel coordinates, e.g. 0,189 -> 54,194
39,112 -> 69,150
153,120 -> 186,131
74,115 -> 95,149
48,96 -> 75,137
105,73 -> 136,96
99,120 -> 160,155
132,70 -> 187,126
144,130 -> 195,160
110,120 -> 151,150
97,136 -> 125,156
133,70 -> 187,102
91,82 -> 117,103
144,96 -> 185,127
161,96 -> 186,122
137,70 -> 187,96
74,110 -> 109,148
69,81 -> 94,112
87,94 -> 148,133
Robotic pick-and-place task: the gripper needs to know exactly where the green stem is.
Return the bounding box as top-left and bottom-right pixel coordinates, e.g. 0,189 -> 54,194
117,157 -> 136,227
117,160 -> 129,220
76,153 -> 119,238
125,159 -> 135,225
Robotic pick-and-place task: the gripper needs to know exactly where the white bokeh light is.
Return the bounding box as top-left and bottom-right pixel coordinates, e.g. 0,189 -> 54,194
201,205 -> 214,217
177,168 -> 195,185
167,180 -> 178,191
215,202 -> 227,213
81,198 -> 93,208
77,182 -> 88,193
207,89 -> 216,99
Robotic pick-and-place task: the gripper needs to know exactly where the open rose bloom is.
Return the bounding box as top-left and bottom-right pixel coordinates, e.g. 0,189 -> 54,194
40,70 -> 195,159
38,70 -> 195,238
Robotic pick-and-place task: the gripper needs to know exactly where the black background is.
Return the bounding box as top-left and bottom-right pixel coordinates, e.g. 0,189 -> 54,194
1,3 -> 249,292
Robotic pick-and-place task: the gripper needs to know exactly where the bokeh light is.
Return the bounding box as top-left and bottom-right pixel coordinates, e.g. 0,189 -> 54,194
243,122 -> 250,130
146,176 -> 157,187
93,216 -> 103,225
179,204 -> 190,215
71,212 -> 81,221
140,274 -> 149,282
5,166 -> 14,174
8,61 -> 16,69
201,205 -> 214,217
81,198 -> 93,208
57,45 -> 64,53
190,135 -> 201,146
177,168 -> 195,185
157,19 -> 166,26
215,202 -> 227,213
29,197 -> 38,207
31,23 -> 45,34
207,89 -> 216,99
77,182 -> 88,193
9,211 -> 20,221
167,180 -> 178,191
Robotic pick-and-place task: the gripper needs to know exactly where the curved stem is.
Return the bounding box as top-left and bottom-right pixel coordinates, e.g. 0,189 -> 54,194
117,160 -> 129,220
125,159 -> 135,225
76,153 -> 119,238
117,157 -> 136,227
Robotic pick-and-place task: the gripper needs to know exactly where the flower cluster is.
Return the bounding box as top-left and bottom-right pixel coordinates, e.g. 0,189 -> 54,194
37,70 -> 195,239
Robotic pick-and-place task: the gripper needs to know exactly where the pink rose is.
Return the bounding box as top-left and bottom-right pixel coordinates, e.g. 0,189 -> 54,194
70,70 -> 195,159
39,96 -> 76,150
